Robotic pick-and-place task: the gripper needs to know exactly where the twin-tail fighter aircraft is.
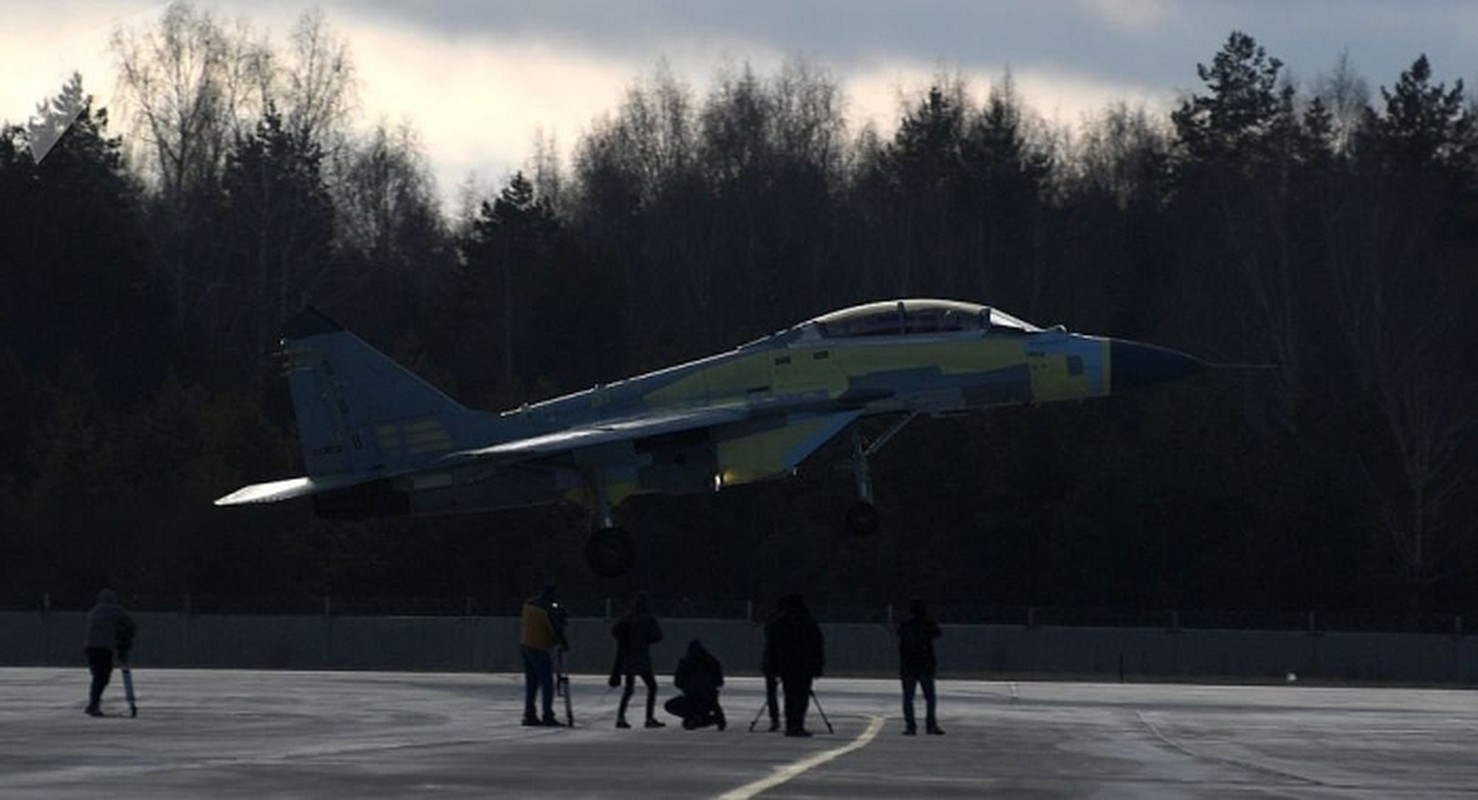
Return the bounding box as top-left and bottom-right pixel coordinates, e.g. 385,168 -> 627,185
215,299 -> 1205,576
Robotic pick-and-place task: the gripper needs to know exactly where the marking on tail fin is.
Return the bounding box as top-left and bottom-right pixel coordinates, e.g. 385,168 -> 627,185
276,309 -> 491,480
375,416 -> 455,458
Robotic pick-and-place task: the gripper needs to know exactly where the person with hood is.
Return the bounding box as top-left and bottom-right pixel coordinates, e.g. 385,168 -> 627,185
611,591 -> 664,729
897,596 -> 944,735
763,592 -> 825,737
83,588 -> 136,717
519,583 -> 566,726
668,638 -> 725,730
759,597 -> 785,732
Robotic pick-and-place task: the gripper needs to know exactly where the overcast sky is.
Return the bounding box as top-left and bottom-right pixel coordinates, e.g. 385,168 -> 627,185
4,1 -> 1476,207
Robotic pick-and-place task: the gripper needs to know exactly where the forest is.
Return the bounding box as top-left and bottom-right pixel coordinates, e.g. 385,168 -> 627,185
2,4 -> 1475,626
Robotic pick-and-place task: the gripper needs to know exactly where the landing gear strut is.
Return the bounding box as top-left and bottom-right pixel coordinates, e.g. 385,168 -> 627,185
585,526 -> 635,578
844,501 -> 880,536
841,412 -> 918,537
583,467 -> 635,577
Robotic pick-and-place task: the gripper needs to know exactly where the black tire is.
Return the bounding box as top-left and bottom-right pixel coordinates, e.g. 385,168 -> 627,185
585,526 -> 636,577
844,501 -> 880,536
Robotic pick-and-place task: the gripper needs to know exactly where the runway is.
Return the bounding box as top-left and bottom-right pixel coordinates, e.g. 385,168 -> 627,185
2,668 -> 1474,798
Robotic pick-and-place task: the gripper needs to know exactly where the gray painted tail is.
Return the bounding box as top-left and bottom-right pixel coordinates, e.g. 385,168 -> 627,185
279,311 -> 486,479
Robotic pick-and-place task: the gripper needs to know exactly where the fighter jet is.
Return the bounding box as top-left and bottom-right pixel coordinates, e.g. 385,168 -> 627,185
215,298 -> 1205,576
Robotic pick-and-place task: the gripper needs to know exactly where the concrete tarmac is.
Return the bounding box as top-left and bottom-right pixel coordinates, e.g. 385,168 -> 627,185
2,668 -> 1474,798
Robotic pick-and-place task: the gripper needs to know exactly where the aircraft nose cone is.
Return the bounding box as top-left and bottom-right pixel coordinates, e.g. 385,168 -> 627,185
1109,340 -> 1206,391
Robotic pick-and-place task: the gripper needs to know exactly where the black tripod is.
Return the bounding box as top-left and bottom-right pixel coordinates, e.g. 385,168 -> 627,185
554,648 -> 574,727
748,689 -> 833,734
747,699 -> 772,732
810,690 -> 834,733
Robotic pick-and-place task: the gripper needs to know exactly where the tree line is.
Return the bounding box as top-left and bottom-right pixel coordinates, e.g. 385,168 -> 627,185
2,5 -> 1474,623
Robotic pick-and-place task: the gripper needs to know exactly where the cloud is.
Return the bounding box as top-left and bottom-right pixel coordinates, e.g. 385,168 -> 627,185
0,1 -> 159,128
843,60 -> 1167,139
349,22 -> 1161,203
1072,0 -> 1181,36
343,22 -> 637,188
8,0 -> 1475,210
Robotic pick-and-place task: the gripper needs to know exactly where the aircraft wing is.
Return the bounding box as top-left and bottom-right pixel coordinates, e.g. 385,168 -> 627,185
450,405 -> 862,488
216,404 -> 859,506
447,406 -> 752,462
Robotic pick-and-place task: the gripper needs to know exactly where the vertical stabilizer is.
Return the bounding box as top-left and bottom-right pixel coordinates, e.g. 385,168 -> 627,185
279,310 -> 485,478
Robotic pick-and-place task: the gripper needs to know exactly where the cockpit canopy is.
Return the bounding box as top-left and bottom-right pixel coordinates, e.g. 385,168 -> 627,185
801,299 -> 1041,340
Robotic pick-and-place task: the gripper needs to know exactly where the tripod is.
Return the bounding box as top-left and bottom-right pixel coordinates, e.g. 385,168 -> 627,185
748,688 -> 833,734
747,699 -> 772,732
554,648 -> 574,727
810,690 -> 834,733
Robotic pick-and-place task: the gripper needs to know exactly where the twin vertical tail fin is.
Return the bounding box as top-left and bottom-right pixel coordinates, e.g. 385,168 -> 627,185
215,310 -> 487,506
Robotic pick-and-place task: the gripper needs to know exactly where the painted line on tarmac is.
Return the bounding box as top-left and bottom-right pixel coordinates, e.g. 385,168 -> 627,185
718,714 -> 886,800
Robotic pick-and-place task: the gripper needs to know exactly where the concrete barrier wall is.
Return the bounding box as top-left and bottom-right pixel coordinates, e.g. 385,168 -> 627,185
3,612 -> 1472,684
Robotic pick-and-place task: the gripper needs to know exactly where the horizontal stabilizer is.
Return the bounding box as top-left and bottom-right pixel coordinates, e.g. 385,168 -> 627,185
214,474 -> 379,506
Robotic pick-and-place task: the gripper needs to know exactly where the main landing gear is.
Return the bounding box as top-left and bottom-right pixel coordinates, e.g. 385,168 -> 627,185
583,468 -> 635,577
577,412 -> 920,575
841,411 -> 918,537
585,526 -> 634,578
845,501 -> 880,536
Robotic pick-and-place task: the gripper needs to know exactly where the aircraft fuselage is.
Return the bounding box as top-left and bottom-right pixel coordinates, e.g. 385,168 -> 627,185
220,298 -> 1204,567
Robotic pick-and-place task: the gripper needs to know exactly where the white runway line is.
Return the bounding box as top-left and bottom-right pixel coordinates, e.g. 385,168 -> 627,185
718,715 -> 887,800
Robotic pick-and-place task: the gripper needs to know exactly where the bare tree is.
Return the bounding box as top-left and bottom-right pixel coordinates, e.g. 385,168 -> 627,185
110,1 -> 268,199
329,120 -> 450,330
1073,101 -> 1172,210
528,127 -> 565,214
771,58 -> 847,179
1171,32 -> 1309,435
280,10 -> 357,151
110,1 -> 270,329
1330,180 -> 1478,604
1322,54 -> 1478,605
1313,51 -> 1371,156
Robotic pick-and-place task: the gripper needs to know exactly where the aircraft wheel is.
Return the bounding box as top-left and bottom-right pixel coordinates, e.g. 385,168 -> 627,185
585,526 -> 635,577
844,501 -> 880,537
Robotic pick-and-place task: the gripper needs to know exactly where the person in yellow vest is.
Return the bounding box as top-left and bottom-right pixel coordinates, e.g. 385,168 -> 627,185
519,583 -> 566,726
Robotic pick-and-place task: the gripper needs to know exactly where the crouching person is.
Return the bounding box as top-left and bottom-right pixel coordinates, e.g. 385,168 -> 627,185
664,639 -> 726,730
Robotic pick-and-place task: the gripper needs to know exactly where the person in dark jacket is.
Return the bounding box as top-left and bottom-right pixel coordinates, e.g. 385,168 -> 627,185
669,638 -> 726,730
83,588 -> 136,717
898,596 -> 944,735
612,591 -> 665,729
763,592 -> 825,737
759,597 -> 784,732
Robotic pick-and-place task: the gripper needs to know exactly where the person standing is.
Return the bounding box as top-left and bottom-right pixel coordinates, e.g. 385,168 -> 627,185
519,583 -> 565,726
612,591 -> 665,729
764,593 -> 825,737
898,596 -> 944,735
760,597 -> 784,732
83,588 -> 136,717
